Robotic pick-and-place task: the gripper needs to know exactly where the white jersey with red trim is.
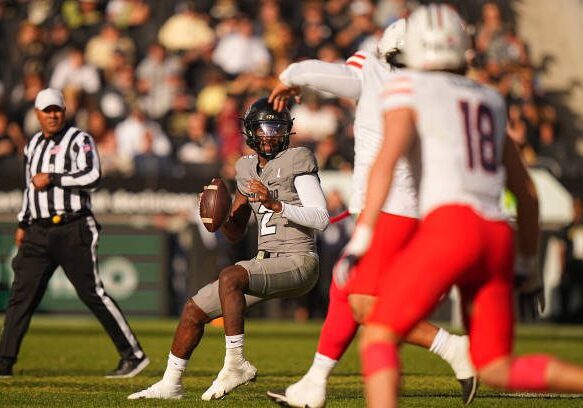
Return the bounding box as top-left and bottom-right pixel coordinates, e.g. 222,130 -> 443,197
279,51 -> 419,218
380,70 -> 507,220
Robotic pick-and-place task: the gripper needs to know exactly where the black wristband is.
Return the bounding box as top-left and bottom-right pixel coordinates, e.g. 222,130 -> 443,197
49,173 -> 61,186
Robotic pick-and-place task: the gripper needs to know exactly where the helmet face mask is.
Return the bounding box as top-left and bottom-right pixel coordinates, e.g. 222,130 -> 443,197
243,97 -> 293,160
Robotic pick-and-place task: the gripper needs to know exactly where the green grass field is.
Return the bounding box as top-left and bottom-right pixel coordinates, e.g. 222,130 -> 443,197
1,317 -> 583,407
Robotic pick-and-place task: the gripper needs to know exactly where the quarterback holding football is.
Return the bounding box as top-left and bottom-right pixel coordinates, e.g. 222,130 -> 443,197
128,97 -> 329,401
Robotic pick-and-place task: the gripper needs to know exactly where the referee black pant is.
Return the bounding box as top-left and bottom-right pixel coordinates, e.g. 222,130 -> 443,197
0,216 -> 144,364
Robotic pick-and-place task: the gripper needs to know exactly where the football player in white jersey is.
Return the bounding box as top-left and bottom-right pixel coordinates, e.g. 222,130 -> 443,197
267,19 -> 476,408
351,5 -> 583,407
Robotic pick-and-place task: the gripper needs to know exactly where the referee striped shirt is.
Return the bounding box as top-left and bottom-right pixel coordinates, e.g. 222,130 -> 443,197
17,125 -> 101,227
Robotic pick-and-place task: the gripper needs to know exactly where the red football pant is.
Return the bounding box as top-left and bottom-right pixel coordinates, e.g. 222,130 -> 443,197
346,212 -> 418,295
367,205 -> 514,369
317,212 -> 418,360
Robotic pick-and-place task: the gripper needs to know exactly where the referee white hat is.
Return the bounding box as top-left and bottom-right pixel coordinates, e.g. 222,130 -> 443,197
35,88 -> 65,110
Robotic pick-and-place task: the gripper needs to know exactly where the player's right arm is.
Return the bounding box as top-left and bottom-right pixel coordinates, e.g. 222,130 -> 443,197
503,136 -> 540,258
220,190 -> 252,243
269,55 -> 365,110
504,135 -> 543,313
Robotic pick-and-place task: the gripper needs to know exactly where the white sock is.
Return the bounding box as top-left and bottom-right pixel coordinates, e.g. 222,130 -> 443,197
429,328 -> 450,356
430,329 -> 475,379
225,334 -> 245,349
225,334 -> 245,366
305,353 -> 337,383
162,353 -> 188,385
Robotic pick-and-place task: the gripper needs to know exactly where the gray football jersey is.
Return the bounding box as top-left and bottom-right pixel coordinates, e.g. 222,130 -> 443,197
236,147 -> 319,253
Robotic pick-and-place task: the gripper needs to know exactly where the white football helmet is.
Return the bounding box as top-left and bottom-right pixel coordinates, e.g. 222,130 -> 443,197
404,4 -> 470,71
377,18 -> 406,67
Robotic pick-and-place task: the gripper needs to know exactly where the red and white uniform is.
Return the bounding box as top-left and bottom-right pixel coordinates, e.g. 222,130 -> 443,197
369,70 -> 513,369
280,52 -> 419,295
280,51 -> 418,218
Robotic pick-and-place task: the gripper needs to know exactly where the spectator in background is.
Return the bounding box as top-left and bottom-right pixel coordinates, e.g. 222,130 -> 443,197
46,18 -> 74,74
257,0 -> 294,63
374,0 -> 417,27
114,104 -> 171,173
98,64 -> 137,125
334,0 -> 376,56
295,22 -> 329,61
136,43 -> 183,120
314,136 -> 351,172
162,91 -> 197,143
86,109 -> 125,175
316,42 -> 343,63
0,109 -> 18,158
106,0 -> 151,29
177,112 -> 218,165
215,95 -> 243,180
323,0 -> 351,33
49,47 -> 101,96
556,198 -> 583,322
212,16 -> 271,77
8,21 -> 45,91
9,71 -> 44,136
85,23 -> 136,74
290,92 -> 338,145
158,1 -> 215,52
106,0 -> 155,58
61,0 -> 104,46
196,68 -> 228,117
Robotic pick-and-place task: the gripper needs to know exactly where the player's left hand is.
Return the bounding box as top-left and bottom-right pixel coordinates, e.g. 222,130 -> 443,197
515,254 -> 545,319
32,173 -> 51,190
268,81 -> 302,112
333,224 -> 373,288
247,179 -> 281,212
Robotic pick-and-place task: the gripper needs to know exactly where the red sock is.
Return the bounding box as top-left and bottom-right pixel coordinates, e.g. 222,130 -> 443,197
361,341 -> 400,377
508,354 -> 551,391
316,280 -> 359,360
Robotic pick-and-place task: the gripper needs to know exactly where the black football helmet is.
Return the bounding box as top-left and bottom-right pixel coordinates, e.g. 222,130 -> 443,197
242,97 -> 293,160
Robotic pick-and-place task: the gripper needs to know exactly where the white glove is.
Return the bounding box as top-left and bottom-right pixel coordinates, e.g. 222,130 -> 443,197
333,224 -> 373,288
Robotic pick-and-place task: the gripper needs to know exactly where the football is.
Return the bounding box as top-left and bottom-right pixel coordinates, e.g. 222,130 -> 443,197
199,178 -> 232,232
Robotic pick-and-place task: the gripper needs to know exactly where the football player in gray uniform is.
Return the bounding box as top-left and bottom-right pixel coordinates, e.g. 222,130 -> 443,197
128,97 -> 329,401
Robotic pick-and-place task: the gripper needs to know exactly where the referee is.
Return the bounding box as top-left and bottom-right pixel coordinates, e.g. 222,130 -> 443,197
0,89 -> 149,378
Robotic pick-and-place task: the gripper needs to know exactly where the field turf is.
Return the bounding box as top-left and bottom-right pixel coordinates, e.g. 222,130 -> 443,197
0,317 -> 582,407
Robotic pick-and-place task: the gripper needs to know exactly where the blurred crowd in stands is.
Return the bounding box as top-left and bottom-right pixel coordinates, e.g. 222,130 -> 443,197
1,0 -> 582,319
0,0 -> 579,185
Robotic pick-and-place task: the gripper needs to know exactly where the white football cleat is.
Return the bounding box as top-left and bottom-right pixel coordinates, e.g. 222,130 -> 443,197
267,374 -> 326,408
447,335 -> 479,404
201,360 -> 257,401
127,379 -> 183,400
448,335 -> 476,380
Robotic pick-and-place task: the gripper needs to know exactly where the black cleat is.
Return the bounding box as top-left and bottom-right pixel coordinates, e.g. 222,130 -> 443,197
105,356 -> 150,379
459,376 -> 479,405
0,363 -> 13,378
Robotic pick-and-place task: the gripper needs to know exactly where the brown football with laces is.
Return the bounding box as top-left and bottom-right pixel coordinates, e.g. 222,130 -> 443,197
199,178 -> 232,232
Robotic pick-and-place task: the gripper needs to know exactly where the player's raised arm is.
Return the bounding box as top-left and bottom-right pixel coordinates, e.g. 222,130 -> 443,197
269,57 -> 365,112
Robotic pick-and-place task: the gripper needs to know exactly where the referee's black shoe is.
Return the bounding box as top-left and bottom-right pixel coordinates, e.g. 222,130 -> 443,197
106,356 -> 150,379
0,361 -> 13,378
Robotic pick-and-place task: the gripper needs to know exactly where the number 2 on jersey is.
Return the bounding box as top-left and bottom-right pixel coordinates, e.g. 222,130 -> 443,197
459,100 -> 497,172
258,204 -> 276,236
